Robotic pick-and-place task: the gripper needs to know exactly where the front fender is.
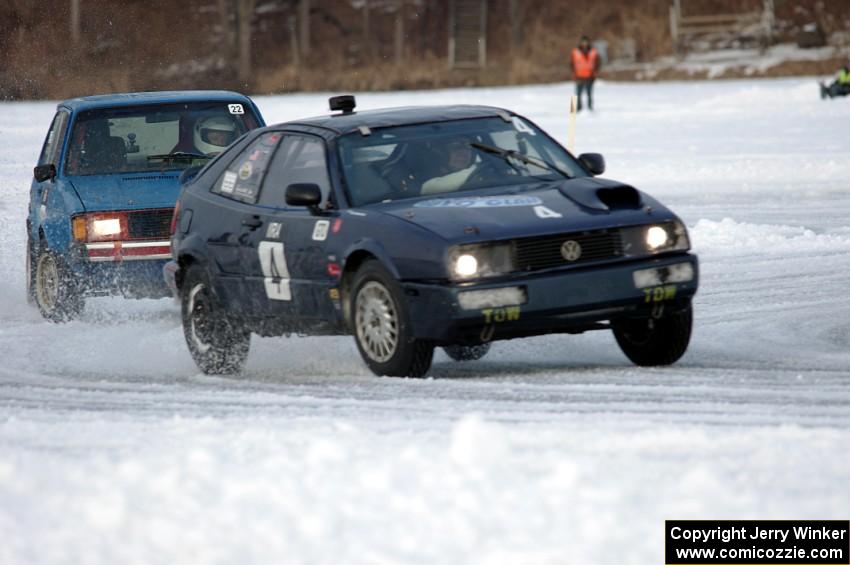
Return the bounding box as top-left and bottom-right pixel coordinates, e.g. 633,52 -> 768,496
38,178 -> 84,252
342,239 -> 402,279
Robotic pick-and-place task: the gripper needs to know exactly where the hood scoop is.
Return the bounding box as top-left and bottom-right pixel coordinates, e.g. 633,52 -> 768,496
597,185 -> 642,209
558,177 -> 643,212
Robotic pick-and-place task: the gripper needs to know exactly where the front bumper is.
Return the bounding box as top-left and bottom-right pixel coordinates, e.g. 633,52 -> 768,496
65,241 -> 172,298
403,254 -> 699,344
84,240 -> 171,262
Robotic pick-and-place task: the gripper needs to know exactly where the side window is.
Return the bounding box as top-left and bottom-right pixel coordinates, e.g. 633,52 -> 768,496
259,135 -> 331,209
38,111 -> 70,166
211,132 -> 281,204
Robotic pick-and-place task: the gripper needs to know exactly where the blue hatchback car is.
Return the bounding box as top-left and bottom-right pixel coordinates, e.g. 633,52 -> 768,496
27,90 -> 264,321
168,96 -> 698,378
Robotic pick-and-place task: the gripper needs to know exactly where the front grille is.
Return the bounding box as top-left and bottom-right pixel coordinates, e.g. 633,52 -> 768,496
514,229 -> 624,271
127,208 -> 173,240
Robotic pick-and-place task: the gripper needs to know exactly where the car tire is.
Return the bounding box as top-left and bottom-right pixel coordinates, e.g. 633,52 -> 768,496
351,260 -> 434,378
26,234 -> 37,305
34,248 -> 84,322
443,343 -> 491,362
181,263 -> 250,374
612,305 -> 693,366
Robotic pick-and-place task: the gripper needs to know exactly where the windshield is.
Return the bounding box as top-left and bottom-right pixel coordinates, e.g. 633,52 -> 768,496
338,116 -> 586,206
65,102 -> 259,176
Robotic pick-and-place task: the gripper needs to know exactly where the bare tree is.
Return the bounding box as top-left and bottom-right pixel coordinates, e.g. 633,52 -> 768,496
362,0 -> 373,60
217,0 -> 236,53
289,14 -> 300,67
70,0 -> 80,45
236,0 -> 256,82
509,0 -> 524,53
394,0 -> 404,65
299,0 -> 310,58
217,0 -> 257,85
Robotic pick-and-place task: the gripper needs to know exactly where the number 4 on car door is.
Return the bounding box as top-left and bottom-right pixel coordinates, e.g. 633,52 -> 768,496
258,241 -> 291,300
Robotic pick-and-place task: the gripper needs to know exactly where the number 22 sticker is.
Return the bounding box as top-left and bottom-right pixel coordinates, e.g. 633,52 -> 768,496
228,103 -> 244,115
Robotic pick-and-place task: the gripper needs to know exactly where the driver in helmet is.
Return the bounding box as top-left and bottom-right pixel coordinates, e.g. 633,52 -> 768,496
194,116 -> 238,156
420,137 -> 478,195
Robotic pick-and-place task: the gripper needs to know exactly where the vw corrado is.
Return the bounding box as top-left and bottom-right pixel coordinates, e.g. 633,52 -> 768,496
27,90 -> 264,321
167,96 -> 698,378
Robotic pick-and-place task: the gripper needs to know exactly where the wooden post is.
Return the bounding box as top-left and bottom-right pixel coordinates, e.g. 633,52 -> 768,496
567,95 -> 577,153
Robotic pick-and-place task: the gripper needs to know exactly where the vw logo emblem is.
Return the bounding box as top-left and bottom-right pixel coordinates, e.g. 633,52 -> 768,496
560,240 -> 582,262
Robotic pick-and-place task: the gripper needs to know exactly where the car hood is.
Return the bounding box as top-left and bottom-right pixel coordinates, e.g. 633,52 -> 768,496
67,172 -> 182,212
373,177 -> 677,243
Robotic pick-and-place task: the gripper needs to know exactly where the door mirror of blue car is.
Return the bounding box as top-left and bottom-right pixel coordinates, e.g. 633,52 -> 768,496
33,164 -> 57,182
285,183 -> 322,213
578,153 -> 605,176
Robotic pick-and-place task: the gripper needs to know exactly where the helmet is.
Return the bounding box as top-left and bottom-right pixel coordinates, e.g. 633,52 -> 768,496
193,116 -> 237,154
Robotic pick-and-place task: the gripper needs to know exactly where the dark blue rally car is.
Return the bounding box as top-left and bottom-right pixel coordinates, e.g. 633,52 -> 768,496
27,90 -> 264,321
167,96 -> 698,377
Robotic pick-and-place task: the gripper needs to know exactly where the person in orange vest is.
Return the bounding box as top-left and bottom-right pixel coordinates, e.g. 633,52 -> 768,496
571,35 -> 600,112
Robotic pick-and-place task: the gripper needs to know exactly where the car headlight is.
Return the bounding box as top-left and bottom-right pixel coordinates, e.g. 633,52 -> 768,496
623,221 -> 690,256
448,243 -> 516,280
71,212 -> 129,242
92,218 -> 122,238
645,226 -> 669,250
454,254 -> 479,277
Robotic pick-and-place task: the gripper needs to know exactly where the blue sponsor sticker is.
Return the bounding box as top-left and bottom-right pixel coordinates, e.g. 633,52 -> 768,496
414,196 -> 543,208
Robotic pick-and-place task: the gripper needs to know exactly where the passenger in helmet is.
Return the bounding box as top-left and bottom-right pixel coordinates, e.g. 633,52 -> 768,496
193,116 -> 238,155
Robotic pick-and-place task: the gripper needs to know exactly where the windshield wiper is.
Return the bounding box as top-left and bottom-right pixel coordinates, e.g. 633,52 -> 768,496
147,152 -> 212,163
470,142 -> 570,180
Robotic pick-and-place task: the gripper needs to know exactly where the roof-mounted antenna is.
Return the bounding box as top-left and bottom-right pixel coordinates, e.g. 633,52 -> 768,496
329,95 -> 356,115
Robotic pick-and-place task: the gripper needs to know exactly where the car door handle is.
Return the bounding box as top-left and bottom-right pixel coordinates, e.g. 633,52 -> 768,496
241,215 -> 263,230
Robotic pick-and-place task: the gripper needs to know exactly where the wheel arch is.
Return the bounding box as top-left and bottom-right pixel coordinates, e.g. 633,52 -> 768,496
339,245 -> 401,331
340,249 -> 377,330
39,219 -> 70,252
174,233 -> 212,291
176,251 -> 206,291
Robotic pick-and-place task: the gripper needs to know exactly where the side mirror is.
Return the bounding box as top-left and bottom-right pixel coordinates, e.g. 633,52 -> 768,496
578,153 -> 605,176
34,164 -> 57,183
285,183 -> 322,213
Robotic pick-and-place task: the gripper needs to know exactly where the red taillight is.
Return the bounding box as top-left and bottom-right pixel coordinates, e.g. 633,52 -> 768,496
170,202 -> 181,236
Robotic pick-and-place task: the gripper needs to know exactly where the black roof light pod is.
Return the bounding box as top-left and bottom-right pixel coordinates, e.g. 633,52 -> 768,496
329,95 -> 356,115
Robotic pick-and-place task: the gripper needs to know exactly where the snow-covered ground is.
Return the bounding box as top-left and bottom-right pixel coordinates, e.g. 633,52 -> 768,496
1,78 -> 849,564
608,42 -> 850,80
